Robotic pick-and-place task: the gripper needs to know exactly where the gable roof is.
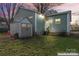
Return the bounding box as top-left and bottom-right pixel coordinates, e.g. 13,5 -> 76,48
14,18 -> 31,24
15,7 -> 38,17
47,11 -> 71,17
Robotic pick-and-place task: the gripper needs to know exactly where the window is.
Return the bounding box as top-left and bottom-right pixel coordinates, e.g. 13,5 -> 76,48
21,24 -> 31,29
55,18 -> 61,24
27,24 -> 31,28
21,24 -> 26,28
1,22 -> 6,24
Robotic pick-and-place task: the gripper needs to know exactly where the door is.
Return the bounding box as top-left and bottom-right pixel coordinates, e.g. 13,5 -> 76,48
21,23 -> 32,37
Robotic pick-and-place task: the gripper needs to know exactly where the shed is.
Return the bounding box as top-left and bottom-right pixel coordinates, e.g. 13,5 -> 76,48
0,17 -> 8,32
46,11 -> 71,35
14,7 -> 45,35
10,18 -> 32,38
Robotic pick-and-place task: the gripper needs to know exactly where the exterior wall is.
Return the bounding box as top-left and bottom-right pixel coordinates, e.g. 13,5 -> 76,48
47,11 -> 71,35
20,23 -> 32,38
10,23 -> 32,38
50,14 -> 67,32
35,13 -> 45,35
14,8 -> 45,35
14,8 -> 35,35
67,12 -> 71,35
10,23 -> 20,36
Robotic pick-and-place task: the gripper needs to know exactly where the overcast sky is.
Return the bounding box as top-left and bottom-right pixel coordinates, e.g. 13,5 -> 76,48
52,3 -> 79,14
0,3 -> 79,25
52,3 -> 79,25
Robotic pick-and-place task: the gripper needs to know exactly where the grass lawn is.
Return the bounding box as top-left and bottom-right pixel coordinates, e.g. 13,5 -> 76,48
0,34 -> 79,56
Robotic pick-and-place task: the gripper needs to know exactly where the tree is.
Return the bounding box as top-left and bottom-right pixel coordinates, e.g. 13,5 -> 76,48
0,3 -> 63,30
0,3 -> 23,30
33,3 -> 63,14
0,3 -> 9,29
33,3 -> 49,13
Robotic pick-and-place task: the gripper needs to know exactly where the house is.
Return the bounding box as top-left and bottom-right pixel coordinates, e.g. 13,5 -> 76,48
0,17 -> 8,32
10,7 -> 45,38
45,11 -> 71,35
10,18 -> 32,38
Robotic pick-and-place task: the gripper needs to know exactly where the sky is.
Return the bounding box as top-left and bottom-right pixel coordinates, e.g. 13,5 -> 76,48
0,3 -> 36,18
0,3 -> 79,25
52,3 -> 79,13
52,3 -> 79,25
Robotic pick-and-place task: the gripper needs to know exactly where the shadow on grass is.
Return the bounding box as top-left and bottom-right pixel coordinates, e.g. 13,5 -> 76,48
13,35 -> 58,56
0,34 -> 79,56
11,35 -> 79,56
53,35 -> 79,54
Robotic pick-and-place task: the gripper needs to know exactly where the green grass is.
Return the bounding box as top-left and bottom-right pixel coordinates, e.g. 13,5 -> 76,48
0,34 -> 79,56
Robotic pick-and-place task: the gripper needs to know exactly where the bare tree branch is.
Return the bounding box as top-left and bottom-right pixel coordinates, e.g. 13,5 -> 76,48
33,3 -> 63,14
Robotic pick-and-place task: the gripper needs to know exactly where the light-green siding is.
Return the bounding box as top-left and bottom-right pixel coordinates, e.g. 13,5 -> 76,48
47,11 -> 71,33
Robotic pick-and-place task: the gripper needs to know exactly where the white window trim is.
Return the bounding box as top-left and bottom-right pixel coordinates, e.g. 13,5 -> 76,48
67,13 -> 71,34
